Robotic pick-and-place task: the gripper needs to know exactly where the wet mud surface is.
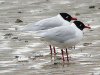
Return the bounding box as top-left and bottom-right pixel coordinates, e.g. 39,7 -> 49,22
0,0 -> 100,75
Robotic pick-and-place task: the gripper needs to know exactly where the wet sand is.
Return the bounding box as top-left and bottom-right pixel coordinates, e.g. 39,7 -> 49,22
0,0 -> 100,75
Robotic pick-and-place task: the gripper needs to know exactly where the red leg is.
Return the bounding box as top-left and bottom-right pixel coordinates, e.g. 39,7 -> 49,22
66,49 -> 69,62
49,45 -> 52,55
61,49 -> 65,61
53,47 -> 56,55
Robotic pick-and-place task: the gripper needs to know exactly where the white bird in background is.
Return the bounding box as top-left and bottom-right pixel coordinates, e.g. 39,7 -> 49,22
21,13 -> 77,55
35,21 -> 91,62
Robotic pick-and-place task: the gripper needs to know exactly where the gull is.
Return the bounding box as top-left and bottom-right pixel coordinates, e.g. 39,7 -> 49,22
35,21 -> 91,62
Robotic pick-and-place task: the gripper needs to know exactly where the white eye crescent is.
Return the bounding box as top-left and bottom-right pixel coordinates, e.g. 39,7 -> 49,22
80,24 -> 82,26
66,16 -> 68,18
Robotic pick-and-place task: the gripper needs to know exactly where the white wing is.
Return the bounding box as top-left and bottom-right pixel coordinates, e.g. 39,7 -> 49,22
37,25 -> 76,43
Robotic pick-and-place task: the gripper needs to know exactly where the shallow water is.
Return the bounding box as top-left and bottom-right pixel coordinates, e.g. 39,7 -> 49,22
0,0 -> 100,75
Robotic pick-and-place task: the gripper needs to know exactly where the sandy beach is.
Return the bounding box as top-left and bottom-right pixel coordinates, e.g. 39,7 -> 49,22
0,0 -> 100,75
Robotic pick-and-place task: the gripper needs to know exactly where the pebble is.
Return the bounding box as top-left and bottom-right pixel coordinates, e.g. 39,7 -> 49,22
75,13 -> 80,16
89,5 -> 95,9
18,11 -> 22,13
90,29 -> 94,31
12,37 -> 18,39
2,29 -> 8,30
4,33 -> 13,36
25,40 -> 28,42
83,43 -> 92,46
15,56 -> 19,58
15,19 -> 23,23
15,56 -> 29,62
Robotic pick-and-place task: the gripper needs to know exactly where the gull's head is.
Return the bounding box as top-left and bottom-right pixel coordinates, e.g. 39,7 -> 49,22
60,13 -> 77,22
73,21 -> 91,30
